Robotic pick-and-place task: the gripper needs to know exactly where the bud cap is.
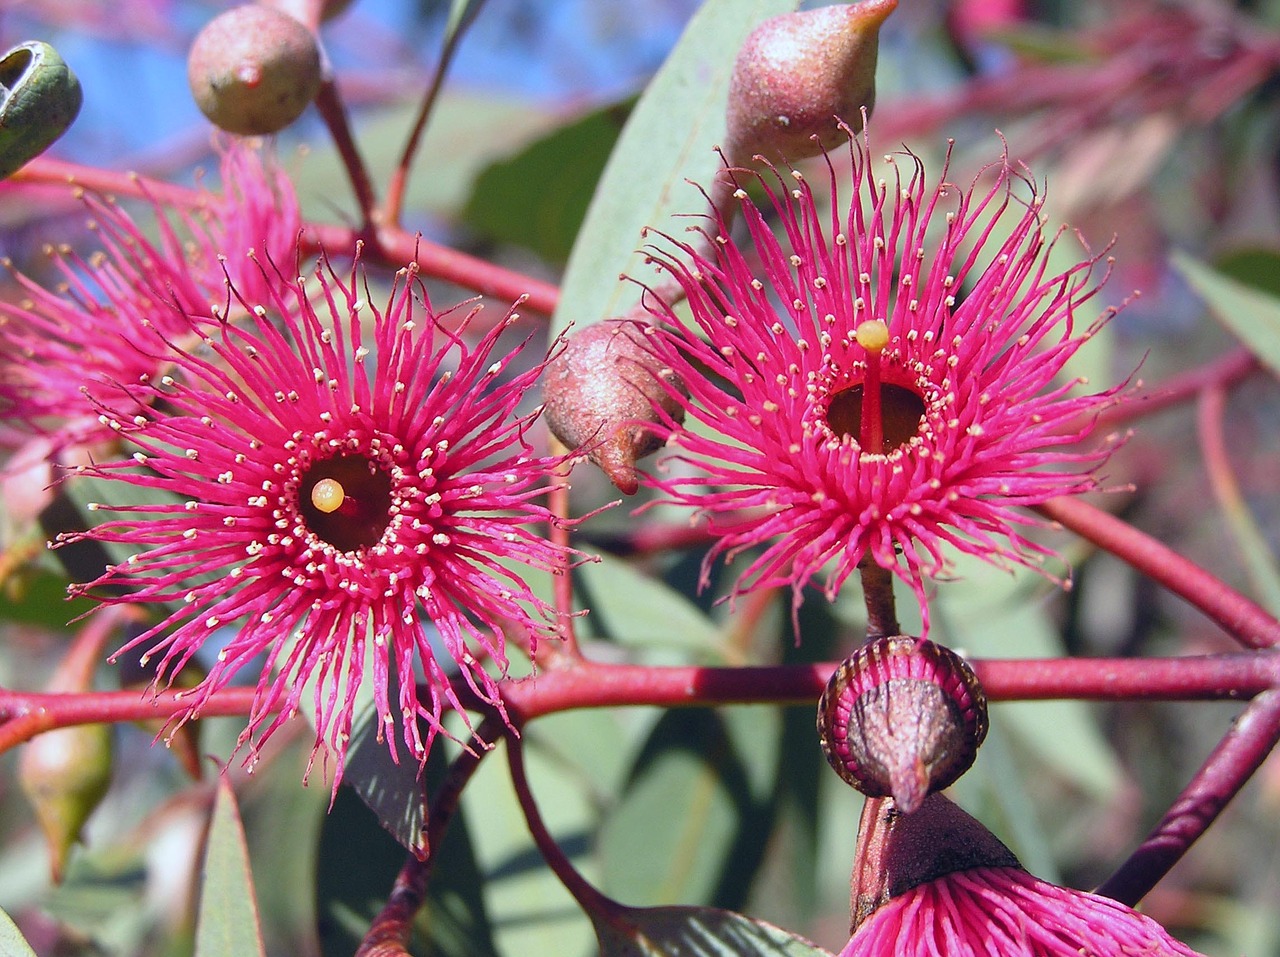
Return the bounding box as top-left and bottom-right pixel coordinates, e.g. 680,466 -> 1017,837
818,635 -> 987,813
726,0 -> 898,163
543,319 -> 686,495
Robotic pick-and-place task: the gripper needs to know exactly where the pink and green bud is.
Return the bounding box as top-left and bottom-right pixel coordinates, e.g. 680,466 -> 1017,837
187,4 -> 323,136
543,319 -> 686,495
726,0 -> 897,163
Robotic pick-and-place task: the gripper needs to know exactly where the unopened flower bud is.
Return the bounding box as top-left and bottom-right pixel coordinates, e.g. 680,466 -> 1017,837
188,5 -> 323,136
0,41 -> 82,180
19,722 -> 113,882
818,636 -> 986,813
543,319 -> 686,495
726,0 -> 897,164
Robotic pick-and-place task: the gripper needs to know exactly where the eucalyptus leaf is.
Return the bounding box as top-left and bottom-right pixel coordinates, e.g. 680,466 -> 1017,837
316,780 -> 498,957
462,101 -> 629,264
0,905 -> 38,957
934,560 -> 1122,800
196,775 -> 267,957
552,0 -> 799,335
593,902 -> 833,957
1174,250 -> 1280,379
600,707 -> 781,909
575,551 -> 725,661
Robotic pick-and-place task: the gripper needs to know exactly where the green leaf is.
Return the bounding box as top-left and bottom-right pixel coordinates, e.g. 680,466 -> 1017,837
196,774 -> 266,957
934,560 -> 1122,800
1213,246 -> 1280,299
600,707 -> 780,909
575,552 -> 726,661
1174,250 -> 1280,378
462,102 -> 629,264
593,903 -> 833,957
0,905 -> 38,957
552,0 -> 799,335
316,781 -> 498,957
342,685 -> 429,856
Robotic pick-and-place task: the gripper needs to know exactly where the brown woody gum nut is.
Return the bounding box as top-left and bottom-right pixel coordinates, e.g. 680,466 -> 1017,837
819,636 -> 987,813
188,5 -> 323,136
726,0 -> 898,163
543,320 -> 686,495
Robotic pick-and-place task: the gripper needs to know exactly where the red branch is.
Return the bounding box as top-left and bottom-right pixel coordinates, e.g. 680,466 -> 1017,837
2,653 -> 1276,755
7,158 -> 560,316
1037,496 -> 1280,650
1097,688 -> 1280,906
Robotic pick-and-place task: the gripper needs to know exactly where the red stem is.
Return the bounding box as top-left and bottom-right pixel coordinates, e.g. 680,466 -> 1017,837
547,473 -> 582,659
506,731 -> 615,914
8,158 -> 560,316
383,2 -> 481,227
312,75 -> 380,231
1036,496 -> 1280,649
1096,688 -> 1280,906
5,653 -> 1276,754
355,714 -> 503,957
858,558 -> 900,641
1094,346 -> 1259,431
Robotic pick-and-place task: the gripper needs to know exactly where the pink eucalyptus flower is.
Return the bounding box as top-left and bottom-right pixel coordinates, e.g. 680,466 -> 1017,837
844,794 -> 1204,957
59,251 -> 577,784
639,130 -> 1124,631
0,142 -> 301,447
843,865 -> 1206,956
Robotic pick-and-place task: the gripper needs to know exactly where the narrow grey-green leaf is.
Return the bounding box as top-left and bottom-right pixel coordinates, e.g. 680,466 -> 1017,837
552,0 -> 798,335
1174,250 -> 1280,378
593,903 -> 833,957
0,905 -> 38,957
195,774 -> 266,957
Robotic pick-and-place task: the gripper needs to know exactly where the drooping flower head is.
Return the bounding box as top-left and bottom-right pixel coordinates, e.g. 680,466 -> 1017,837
846,865 -> 1207,956
60,250 -> 576,783
843,795 -> 1205,956
639,128 -> 1124,631
0,142 -> 301,447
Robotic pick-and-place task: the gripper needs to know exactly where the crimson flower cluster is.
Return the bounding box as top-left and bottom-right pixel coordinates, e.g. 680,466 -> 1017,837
57,254 -> 575,781
640,130 -> 1124,629
0,143 -> 300,450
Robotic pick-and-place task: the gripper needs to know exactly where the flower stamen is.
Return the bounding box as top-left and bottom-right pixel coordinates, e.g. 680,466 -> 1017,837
855,319 -> 890,454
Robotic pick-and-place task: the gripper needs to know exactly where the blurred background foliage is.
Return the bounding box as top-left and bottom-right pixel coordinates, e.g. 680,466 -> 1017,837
2,0 -> 1280,955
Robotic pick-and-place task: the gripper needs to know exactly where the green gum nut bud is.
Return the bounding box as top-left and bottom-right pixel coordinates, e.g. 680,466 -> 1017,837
726,0 -> 898,164
188,4 -> 323,136
19,722 -> 114,883
0,41 -> 83,180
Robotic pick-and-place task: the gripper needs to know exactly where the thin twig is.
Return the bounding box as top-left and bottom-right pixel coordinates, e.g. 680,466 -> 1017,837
355,714 -> 505,957
383,1 -> 487,227
312,76 -> 380,231
507,730 -> 615,913
1097,689 -> 1280,906
1036,496 -> 1280,649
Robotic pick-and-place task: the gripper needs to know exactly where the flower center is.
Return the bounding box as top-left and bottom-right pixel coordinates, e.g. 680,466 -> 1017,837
826,383 -> 926,451
299,454 -> 394,552
824,320 -> 925,453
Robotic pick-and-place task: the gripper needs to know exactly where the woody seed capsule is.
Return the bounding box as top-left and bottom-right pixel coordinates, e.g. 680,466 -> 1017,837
818,635 -> 987,813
